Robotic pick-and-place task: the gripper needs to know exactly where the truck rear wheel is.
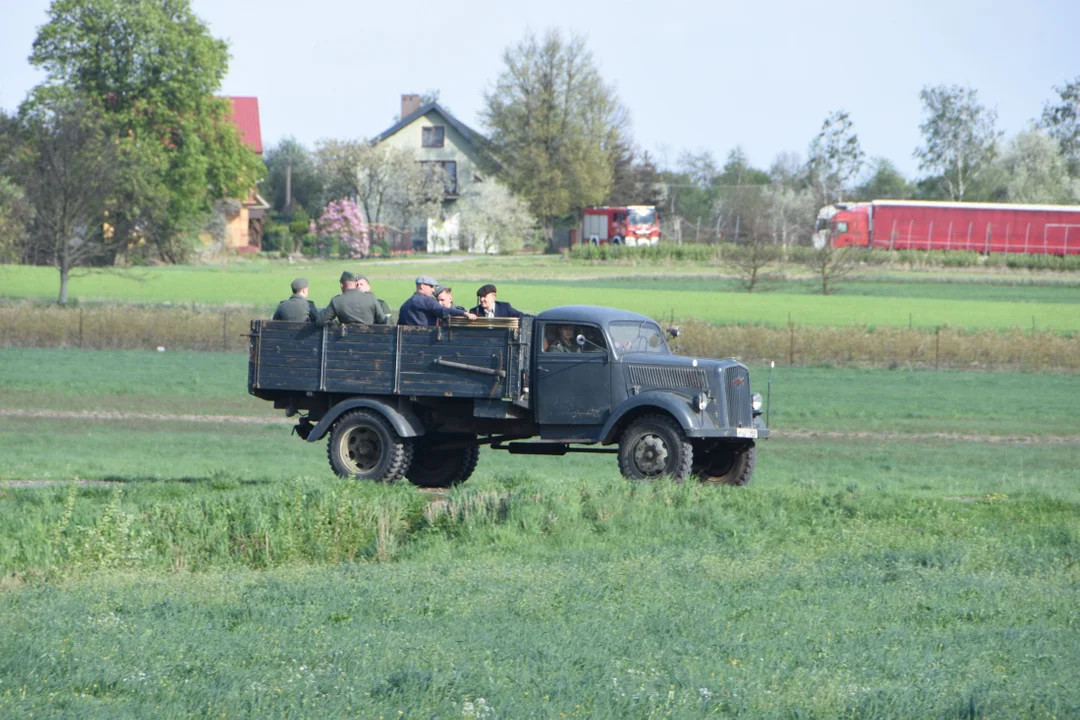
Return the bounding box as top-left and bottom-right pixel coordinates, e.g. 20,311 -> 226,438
406,436 -> 480,488
617,414 -> 693,482
327,409 -> 412,482
692,443 -> 756,486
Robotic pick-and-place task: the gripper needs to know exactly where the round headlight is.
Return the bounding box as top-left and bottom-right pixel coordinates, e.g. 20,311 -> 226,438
751,392 -> 763,412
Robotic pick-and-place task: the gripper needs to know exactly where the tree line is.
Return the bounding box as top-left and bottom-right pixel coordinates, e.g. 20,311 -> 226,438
2,1 -> 1079,302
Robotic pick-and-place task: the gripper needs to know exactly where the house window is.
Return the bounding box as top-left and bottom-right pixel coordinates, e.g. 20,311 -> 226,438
422,126 -> 445,148
419,160 -> 458,196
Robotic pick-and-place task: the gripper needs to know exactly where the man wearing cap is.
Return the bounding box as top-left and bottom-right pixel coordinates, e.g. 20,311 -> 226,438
317,271 -> 389,326
471,284 -> 527,319
272,278 -> 318,322
435,285 -> 465,311
398,275 -> 477,326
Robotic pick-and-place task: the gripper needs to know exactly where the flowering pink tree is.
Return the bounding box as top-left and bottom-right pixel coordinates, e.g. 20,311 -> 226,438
316,198 -> 370,258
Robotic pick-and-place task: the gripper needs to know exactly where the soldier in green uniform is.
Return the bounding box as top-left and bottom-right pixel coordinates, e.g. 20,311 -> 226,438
272,277 -> 318,322
317,271 -> 389,326
356,274 -> 394,323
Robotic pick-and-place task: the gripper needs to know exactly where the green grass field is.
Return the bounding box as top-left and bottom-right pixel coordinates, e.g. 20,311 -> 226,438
3,256 -> 1079,331
1,348 -> 1078,717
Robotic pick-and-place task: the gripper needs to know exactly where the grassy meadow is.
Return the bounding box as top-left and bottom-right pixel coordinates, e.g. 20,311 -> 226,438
3,255 -> 1080,331
1,347 -> 1079,717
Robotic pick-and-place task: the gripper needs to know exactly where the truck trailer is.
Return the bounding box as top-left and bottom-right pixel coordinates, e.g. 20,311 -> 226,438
813,200 -> 1080,255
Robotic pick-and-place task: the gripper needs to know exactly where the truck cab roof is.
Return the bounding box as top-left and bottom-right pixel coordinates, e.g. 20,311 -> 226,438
535,305 -> 654,325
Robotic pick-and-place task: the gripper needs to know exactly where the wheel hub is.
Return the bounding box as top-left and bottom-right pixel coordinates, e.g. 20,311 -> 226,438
343,427 -> 380,472
634,434 -> 669,476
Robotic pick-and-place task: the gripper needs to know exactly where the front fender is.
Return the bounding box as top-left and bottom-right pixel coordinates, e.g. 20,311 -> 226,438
306,398 -> 425,442
598,392 -> 699,445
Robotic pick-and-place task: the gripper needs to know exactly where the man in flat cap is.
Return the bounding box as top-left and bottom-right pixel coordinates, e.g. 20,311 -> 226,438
398,275 -> 477,326
435,284 -> 465,311
317,271 -> 389,326
272,277 -> 318,322
471,284 -> 527,319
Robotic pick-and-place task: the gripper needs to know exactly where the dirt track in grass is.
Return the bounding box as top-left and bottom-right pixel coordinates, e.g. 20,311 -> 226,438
2,408 -> 1078,446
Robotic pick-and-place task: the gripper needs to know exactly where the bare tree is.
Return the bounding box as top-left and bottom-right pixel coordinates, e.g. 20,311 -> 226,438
806,240 -> 863,295
16,96 -> 119,304
914,85 -> 1001,200
728,191 -> 777,292
807,111 -> 864,206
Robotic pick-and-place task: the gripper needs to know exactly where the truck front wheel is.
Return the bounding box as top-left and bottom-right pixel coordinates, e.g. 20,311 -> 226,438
406,436 -> 480,489
692,443 -> 756,486
617,414 -> 693,482
327,409 -> 413,482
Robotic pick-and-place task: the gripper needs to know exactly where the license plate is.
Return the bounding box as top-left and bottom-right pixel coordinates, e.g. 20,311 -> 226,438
736,428 -> 758,439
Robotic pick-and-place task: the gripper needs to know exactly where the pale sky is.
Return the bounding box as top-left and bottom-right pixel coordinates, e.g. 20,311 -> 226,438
1,0 -> 1076,179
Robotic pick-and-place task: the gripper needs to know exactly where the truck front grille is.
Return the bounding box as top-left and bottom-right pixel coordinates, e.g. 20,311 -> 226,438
627,364 -> 709,390
722,366 -> 752,427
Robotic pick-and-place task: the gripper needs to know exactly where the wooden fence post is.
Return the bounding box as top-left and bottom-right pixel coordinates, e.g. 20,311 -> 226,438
935,327 -> 940,369
78,308 -> 84,349
222,311 -> 228,351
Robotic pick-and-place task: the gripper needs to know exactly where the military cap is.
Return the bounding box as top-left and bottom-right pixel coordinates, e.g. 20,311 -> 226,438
434,284 -> 452,297
340,271 -> 358,284
476,283 -> 497,298
415,275 -> 438,287
290,277 -> 309,293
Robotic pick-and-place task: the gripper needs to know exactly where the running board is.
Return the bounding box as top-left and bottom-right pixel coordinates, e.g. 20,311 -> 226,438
491,442 -> 617,455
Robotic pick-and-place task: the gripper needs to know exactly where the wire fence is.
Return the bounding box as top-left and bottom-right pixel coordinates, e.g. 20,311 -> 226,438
1,304 -> 1076,372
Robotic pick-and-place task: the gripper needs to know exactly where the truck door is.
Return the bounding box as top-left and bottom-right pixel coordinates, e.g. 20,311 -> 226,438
534,322 -> 611,425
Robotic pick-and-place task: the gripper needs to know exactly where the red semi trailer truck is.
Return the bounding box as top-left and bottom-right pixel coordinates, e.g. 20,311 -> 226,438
813,200 -> 1080,255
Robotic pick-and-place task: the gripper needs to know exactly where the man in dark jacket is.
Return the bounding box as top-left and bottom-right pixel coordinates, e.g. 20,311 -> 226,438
398,275 -> 477,326
272,278 -> 318,322
435,284 -> 466,311
317,271 -> 389,326
471,284 -> 527,318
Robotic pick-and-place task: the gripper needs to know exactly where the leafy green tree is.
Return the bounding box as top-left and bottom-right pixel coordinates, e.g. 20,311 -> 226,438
27,0 -> 263,262
998,129 -> 1078,204
1041,76 -> 1080,174
914,85 -> 1001,201
262,137 -> 323,215
853,158 -> 912,200
807,111 -> 864,205
607,146 -> 662,207
482,29 -> 627,250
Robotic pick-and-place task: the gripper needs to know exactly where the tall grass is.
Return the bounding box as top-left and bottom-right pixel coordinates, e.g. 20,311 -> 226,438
676,318 -> 1080,371
569,242 -> 1080,271
2,303 -> 1076,370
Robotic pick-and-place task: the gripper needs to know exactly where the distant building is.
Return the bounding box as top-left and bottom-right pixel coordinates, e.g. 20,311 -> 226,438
220,96 -> 270,252
371,94 -> 500,253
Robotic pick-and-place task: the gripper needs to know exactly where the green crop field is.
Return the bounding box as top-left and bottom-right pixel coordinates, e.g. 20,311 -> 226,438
1,348 -> 1078,717
3,256 -> 1079,331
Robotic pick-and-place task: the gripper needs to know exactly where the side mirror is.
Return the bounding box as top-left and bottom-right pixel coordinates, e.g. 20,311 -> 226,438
575,334 -> 587,347
667,325 -> 680,339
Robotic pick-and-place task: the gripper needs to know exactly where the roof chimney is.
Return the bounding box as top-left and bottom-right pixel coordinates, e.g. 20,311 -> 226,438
401,94 -> 421,119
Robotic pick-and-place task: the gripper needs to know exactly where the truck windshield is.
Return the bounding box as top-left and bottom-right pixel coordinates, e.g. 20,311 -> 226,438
608,321 -> 668,356
628,207 -> 656,226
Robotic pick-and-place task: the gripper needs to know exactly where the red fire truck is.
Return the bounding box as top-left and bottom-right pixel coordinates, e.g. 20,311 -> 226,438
582,205 -> 661,246
813,200 -> 1080,255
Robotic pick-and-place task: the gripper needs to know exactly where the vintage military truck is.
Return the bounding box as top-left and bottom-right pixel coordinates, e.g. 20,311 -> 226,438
248,305 -> 768,487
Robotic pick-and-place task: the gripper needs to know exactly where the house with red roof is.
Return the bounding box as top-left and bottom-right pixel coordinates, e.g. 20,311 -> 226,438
221,96 -> 269,251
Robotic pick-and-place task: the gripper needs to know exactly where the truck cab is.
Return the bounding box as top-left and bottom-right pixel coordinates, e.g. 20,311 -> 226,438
248,305 -> 767,487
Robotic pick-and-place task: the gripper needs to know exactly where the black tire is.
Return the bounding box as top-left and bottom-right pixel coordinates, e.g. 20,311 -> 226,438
406,436 -> 480,489
327,409 -> 412,482
692,443 -> 756,486
617,414 -> 693,482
